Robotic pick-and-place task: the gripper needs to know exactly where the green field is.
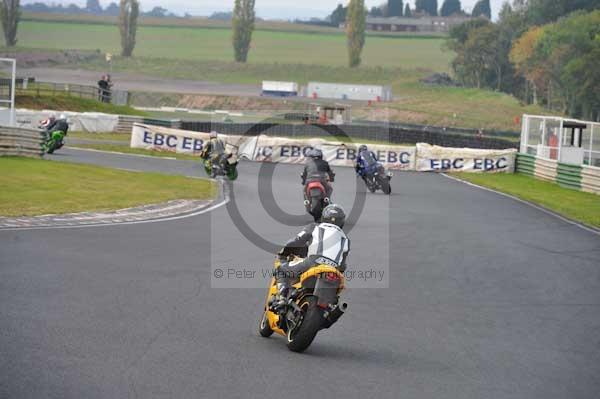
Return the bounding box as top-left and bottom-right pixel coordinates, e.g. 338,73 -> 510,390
452,173 -> 600,228
0,157 -> 215,217
6,19 -> 551,131
21,12 -> 445,36
17,21 -> 452,69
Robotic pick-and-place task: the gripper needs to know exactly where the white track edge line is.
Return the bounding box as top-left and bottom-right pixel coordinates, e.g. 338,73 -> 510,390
0,182 -> 229,232
441,173 -> 600,236
65,146 -> 178,160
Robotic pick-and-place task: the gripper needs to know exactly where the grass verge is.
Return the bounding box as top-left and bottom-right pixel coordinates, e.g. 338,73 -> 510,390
0,157 -> 215,217
451,172 -> 600,228
16,94 -> 148,116
69,132 -> 130,141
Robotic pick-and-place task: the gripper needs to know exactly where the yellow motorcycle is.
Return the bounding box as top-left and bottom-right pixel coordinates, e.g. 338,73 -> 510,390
259,257 -> 347,352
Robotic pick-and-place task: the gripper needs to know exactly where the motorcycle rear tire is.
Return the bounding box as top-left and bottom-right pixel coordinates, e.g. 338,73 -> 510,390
287,297 -> 323,353
310,198 -> 323,222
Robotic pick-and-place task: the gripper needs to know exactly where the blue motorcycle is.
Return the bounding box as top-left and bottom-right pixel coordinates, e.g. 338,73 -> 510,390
359,162 -> 393,194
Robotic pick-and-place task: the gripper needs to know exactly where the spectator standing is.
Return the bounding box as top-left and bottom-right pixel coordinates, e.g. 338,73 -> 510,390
97,75 -> 111,103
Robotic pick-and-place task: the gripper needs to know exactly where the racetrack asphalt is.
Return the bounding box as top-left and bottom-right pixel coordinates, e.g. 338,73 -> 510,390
1,148 -> 599,399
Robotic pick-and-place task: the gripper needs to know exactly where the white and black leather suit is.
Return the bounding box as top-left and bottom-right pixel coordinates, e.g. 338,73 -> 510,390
276,222 -> 349,288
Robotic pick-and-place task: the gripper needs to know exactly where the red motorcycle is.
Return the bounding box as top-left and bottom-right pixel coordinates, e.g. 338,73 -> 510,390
302,174 -> 331,222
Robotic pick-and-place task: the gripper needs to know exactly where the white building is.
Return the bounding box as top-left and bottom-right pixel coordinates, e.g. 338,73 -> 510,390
306,82 -> 392,102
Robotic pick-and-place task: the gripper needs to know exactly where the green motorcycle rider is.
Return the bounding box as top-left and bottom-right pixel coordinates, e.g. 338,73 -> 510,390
42,114 -> 69,154
200,131 -> 238,180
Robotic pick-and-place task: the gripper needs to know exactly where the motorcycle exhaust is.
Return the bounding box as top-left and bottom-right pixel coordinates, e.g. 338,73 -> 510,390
303,199 -> 310,206
323,302 -> 347,329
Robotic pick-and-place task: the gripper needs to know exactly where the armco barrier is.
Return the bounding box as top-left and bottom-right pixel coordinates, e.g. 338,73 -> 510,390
515,153 -> 600,195
556,163 -> 582,191
178,122 -> 518,150
535,158 -> 558,182
515,153 -> 535,176
0,125 -> 44,157
581,168 -> 600,194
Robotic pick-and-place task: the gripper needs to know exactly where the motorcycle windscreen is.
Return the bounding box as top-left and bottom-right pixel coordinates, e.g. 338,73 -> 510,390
313,274 -> 340,307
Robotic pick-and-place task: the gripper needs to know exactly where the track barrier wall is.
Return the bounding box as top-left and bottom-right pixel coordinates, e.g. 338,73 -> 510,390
515,153 -> 600,195
131,123 -> 517,173
13,109 -> 180,133
179,121 -> 518,150
9,108 -> 519,150
15,109 -> 119,132
0,125 -> 44,158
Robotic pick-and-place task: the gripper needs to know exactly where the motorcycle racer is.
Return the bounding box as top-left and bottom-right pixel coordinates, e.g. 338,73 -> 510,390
274,204 -> 349,300
301,148 -> 335,198
355,145 -> 378,183
201,131 -> 226,159
42,114 -> 69,151
201,131 -> 227,177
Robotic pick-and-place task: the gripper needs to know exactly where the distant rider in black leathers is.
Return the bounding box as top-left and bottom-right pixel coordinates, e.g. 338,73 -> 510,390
301,148 -> 335,198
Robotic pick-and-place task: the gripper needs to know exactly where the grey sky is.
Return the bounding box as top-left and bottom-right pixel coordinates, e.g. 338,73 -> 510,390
24,1 -> 506,20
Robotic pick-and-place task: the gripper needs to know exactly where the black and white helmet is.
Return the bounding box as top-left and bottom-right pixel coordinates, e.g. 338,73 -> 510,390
321,204 -> 346,228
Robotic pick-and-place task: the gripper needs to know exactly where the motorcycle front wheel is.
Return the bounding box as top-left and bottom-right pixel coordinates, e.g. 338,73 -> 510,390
379,176 -> 392,195
227,167 -> 238,181
46,141 -> 57,154
258,311 -> 274,338
287,297 -> 323,353
367,179 -> 377,193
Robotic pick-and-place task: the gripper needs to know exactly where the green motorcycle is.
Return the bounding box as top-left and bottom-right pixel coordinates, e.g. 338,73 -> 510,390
43,130 -> 66,154
203,153 -> 239,181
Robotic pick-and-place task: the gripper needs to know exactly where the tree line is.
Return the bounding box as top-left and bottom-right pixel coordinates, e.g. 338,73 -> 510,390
331,0 -> 491,25
21,1 -> 179,18
447,0 -> 600,120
